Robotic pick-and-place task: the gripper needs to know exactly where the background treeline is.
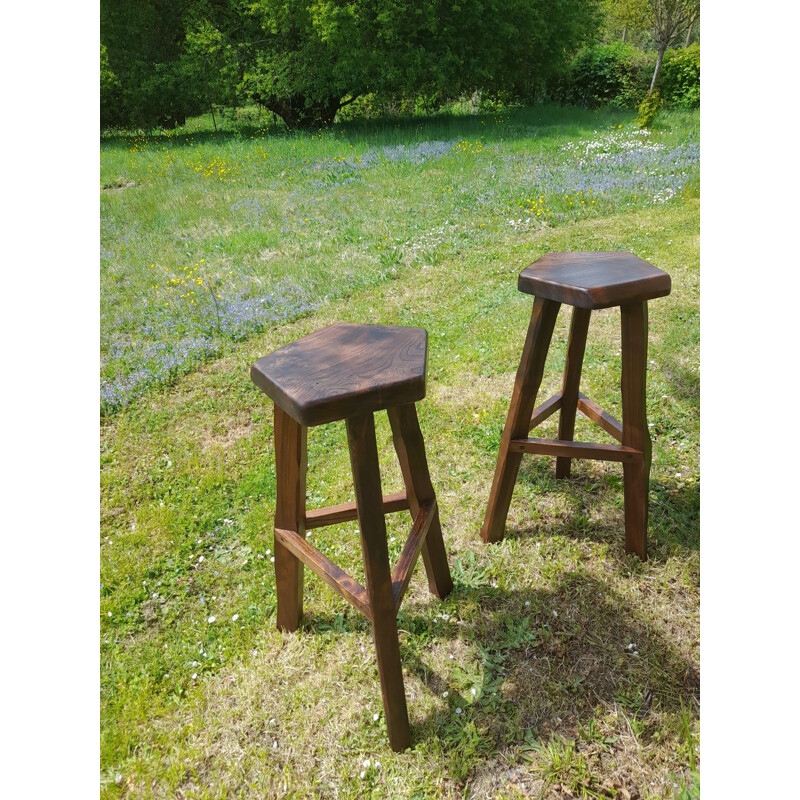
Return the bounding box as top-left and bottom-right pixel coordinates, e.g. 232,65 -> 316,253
100,0 -> 699,131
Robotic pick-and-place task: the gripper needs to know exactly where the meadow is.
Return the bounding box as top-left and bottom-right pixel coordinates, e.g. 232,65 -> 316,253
100,105 -> 699,799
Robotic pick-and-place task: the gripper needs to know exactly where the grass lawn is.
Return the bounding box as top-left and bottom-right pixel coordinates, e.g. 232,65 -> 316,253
100,105 -> 699,799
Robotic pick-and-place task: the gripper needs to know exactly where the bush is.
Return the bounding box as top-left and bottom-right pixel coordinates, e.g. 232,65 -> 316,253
558,42 -> 650,109
552,43 -> 699,111
660,44 -> 700,108
636,90 -> 663,128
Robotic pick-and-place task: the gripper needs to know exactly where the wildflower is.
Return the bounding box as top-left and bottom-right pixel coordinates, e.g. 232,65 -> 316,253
455,707 -> 463,715
232,614 -> 239,622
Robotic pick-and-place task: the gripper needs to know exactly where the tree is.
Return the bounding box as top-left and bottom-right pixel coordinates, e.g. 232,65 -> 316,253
646,0 -> 699,94
101,0 -> 203,127
601,0 -> 650,45
183,0 -> 604,130
101,0 -> 603,130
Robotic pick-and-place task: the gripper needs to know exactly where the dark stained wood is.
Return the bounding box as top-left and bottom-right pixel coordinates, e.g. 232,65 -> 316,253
509,437 -> 643,463
391,499 -> 436,613
481,297 -> 561,543
518,252 -> 671,309
259,324 -> 456,750
620,302 -> 652,560
273,406 -> 307,633
528,391 -> 563,430
305,491 -> 408,529
556,307 -> 592,478
482,252 -> 670,558
346,412 -> 411,752
251,323 -> 428,426
387,403 -> 453,599
274,527 -> 372,620
577,393 -> 623,441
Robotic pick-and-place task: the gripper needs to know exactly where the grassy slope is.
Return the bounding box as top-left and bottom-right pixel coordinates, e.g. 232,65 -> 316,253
101,195 -> 699,799
100,106 -> 698,414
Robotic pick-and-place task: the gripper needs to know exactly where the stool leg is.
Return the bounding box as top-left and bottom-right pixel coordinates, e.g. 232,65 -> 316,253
346,412 -> 411,752
273,406 -> 308,632
481,297 -> 561,543
620,302 -> 652,560
556,307 -> 591,479
387,403 -> 453,600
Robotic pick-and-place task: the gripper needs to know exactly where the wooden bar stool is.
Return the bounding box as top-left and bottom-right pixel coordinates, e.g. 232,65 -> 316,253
251,322 -> 453,752
481,252 -> 671,559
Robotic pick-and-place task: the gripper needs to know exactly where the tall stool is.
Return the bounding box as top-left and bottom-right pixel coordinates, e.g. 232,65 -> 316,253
481,252 -> 671,559
251,322 -> 453,751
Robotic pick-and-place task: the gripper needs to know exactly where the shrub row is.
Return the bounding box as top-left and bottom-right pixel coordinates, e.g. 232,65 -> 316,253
553,42 -> 699,110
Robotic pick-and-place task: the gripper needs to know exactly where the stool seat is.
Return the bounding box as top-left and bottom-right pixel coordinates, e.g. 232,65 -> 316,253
518,251 -> 671,309
250,323 -> 427,426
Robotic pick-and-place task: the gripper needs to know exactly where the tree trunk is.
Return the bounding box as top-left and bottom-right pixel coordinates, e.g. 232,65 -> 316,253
684,21 -> 693,47
649,45 -> 667,94
622,26 -> 627,44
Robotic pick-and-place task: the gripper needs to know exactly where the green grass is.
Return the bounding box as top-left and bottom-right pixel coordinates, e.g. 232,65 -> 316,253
100,104 -> 698,414
101,106 -> 699,799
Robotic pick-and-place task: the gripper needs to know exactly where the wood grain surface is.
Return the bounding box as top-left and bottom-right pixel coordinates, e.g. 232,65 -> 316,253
518,251 -> 671,309
251,323 -> 427,426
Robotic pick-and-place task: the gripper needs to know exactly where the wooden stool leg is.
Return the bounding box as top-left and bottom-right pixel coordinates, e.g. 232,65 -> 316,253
346,412 -> 411,752
387,403 -> 453,600
481,297 -> 561,543
620,302 -> 652,560
556,307 -> 591,478
273,406 -> 308,632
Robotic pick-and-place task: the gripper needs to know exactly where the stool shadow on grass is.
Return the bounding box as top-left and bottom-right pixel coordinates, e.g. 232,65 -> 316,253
394,571 -> 698,786
512,456 -> 699,558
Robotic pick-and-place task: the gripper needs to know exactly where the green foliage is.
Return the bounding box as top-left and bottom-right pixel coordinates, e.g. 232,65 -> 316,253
660,44 -> 700,108
560,41 -> 651,109
100,44 -> 122,128
636,88 -> 663,127
101,0 -> 602,130
601,0 -> 651,46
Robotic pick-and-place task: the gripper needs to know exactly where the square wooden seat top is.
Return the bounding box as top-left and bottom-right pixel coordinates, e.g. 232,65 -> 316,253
518,252 -> 671,309
251,323 -> 428,427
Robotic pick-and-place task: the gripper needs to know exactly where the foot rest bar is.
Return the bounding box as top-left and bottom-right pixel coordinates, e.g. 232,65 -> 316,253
577,393 -> 623,442
274,527 -> 373,621
509,437 -> 643,463
392,499 -> 436,614
528,391 -> 563,430
305,491 -> 409,529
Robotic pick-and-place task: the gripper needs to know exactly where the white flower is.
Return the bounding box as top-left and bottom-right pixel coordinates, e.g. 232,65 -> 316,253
471,688 -> 476,695
372,713 -> 379,721
442,691 -> 448,698
455,707 -> 462,715
208,616 -> 216,623
191,673 -> 197,679
363,759 -> 370,768
359,771 -> 365,779
232,614 -> 239,622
